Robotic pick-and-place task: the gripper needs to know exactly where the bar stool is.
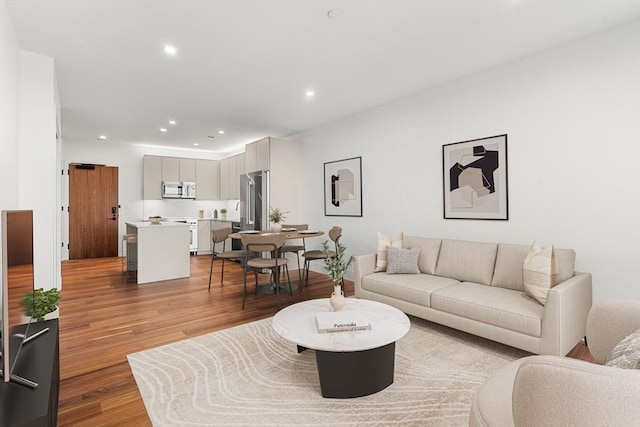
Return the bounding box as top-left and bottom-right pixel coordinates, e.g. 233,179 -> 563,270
122,233 -> 138,277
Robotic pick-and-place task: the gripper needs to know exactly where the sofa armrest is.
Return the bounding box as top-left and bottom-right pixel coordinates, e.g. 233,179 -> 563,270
354,254 -> 376,297
513,355 -> 640,426
540,272 -> 592,355
586,299 -> 640,364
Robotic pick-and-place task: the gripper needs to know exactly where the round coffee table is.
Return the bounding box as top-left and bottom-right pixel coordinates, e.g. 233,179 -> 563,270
272,298 -> 410,398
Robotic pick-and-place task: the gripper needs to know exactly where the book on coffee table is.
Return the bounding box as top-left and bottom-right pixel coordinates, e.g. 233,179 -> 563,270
315,311 -> 371,333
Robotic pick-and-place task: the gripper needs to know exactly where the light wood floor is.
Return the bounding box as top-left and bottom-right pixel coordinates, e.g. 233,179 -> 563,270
57,255 -> 595,426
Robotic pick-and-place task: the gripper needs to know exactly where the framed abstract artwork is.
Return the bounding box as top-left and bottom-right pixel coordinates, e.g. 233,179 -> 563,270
324,156 -> 362,217
442,134 -> 508,220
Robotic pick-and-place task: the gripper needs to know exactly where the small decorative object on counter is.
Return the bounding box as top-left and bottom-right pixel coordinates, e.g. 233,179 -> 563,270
220,208 -> 227,220
322,240 -> 353,311
269,207 -> 289,232
213,209 -> 218,219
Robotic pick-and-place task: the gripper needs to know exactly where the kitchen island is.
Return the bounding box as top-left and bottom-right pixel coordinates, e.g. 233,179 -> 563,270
125,221 -> 190,284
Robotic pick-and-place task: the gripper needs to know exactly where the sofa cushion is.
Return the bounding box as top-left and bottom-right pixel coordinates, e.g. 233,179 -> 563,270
605,328 -> 640,369
361,272 -> 459,307
492,243 -> 576,291
431,282 -> 544,337
523,243 -> 559,306
386,246 -> 420,274
434,239 -> 498,286
403,236 -> 441,275
374,232 -> 403,272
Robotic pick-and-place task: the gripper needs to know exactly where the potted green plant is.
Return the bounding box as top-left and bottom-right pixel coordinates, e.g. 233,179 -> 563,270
21,288 -> 61,322
269,207 -> 288,232
321,240 -> 353,311
220,208 -> 227,220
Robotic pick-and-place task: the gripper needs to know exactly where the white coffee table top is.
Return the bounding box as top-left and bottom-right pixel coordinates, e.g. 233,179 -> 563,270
272,298 -> 410,352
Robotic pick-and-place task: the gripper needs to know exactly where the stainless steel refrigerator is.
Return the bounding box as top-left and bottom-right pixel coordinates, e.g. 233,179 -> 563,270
240,170 -> 270,231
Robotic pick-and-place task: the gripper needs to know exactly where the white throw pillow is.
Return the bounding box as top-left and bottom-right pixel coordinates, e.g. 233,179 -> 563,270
605,328 -> 640,369
386,246 -> 420,274
374,232 -> 403,272
523,241 -> 559,305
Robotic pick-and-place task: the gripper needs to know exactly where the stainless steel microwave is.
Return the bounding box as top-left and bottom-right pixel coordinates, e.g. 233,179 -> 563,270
162,181 -> 196,199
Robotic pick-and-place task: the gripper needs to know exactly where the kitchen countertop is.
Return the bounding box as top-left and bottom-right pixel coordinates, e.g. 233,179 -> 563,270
126,221 -> 190,228
199,218 -> 240,222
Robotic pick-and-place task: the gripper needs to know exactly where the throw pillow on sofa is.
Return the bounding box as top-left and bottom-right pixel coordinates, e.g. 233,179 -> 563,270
374,232 -> 403,272
386,246 -> 420,274
523,241 -> 559,305
605,328 -> 640,369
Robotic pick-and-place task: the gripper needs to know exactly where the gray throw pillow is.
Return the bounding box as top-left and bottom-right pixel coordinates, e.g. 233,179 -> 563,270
605,328 -> 640,369
386,246 -> 420,274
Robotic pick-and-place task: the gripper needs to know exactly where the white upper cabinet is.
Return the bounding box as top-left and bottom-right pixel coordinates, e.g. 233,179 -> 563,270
244,137 -> 270,173
143,155 -> 163,200
162,157 -> 180,181
179,158 -> 196,182
219,157 -> 230,200
195,159 -> 219,200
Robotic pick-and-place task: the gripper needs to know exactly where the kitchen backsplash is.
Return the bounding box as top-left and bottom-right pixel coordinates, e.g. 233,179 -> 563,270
143,199 -> 241,220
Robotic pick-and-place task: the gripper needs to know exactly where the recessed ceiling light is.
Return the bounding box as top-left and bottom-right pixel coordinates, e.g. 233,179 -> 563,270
305,90 -> 315,97
218,130 -> 225,134
97,135 -> 107,141
159,128 -> 167,133
164,45 -> 177,55
169,120 -> 176,125
327,9 -> 338,19
193,143 -> 199,146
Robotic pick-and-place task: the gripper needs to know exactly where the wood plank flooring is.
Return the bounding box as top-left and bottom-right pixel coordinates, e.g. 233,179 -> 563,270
56,255 -> 595,426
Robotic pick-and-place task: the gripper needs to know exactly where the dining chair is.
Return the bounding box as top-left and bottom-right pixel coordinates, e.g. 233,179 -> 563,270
281,223 -> 308,283
209,227 -> 246,290
241,233 -> 292,309
301,226 -> 342,289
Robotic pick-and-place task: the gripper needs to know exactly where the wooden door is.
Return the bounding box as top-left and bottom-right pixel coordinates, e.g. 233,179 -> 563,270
68,165 -> 119,259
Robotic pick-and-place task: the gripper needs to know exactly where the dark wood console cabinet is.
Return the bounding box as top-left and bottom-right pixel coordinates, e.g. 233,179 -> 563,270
0,319 -> 59,427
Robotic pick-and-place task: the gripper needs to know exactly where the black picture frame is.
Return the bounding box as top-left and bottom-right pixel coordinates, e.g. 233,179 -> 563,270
442,134 -> 508,220
324,157 -> 362,217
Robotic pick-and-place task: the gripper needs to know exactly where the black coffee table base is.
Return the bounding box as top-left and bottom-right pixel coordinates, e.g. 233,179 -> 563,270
298,342 -> 396,398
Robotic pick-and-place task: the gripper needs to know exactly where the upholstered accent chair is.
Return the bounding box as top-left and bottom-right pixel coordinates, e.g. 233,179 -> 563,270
469,299 -> 640,427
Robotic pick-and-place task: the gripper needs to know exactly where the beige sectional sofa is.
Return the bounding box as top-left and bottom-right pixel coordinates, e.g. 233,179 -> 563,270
354,236 -> 593,356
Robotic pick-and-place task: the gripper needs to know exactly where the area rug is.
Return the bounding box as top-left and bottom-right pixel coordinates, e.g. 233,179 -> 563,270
127,316 -> 528,426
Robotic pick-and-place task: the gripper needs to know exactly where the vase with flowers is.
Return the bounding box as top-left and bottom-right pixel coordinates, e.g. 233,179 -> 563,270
321,240 -> 353,311
269,207 -> 288,232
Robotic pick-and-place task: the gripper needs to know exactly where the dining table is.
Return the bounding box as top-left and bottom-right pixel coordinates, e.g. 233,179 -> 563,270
229,228 -> 325,293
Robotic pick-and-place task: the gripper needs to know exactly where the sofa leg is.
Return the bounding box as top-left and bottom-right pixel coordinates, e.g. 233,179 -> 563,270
584,335 -> 588,347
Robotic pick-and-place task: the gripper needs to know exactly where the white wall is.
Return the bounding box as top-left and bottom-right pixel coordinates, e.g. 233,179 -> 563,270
297,21 -> 640,302
19,51 -> 60,291
0,0 -> 19,210
1,2 -> 61,292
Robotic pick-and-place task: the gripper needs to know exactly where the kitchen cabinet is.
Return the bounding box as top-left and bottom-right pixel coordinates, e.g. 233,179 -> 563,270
197,219 -> 212,254
195,159 -> 219,200
244,137 -> 270,173
162,157 -> 180,181
219,158 -> 230,200
179,158 -> 196,181
161,157 -> 196,182
229,153 -> 244,199
143,155 -> 163,200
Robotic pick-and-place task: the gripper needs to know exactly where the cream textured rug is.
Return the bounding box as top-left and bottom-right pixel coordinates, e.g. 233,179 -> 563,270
128,316 -> 528,426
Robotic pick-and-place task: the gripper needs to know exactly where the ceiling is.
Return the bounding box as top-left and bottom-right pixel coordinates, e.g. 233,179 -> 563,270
6,0 -> 640,154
